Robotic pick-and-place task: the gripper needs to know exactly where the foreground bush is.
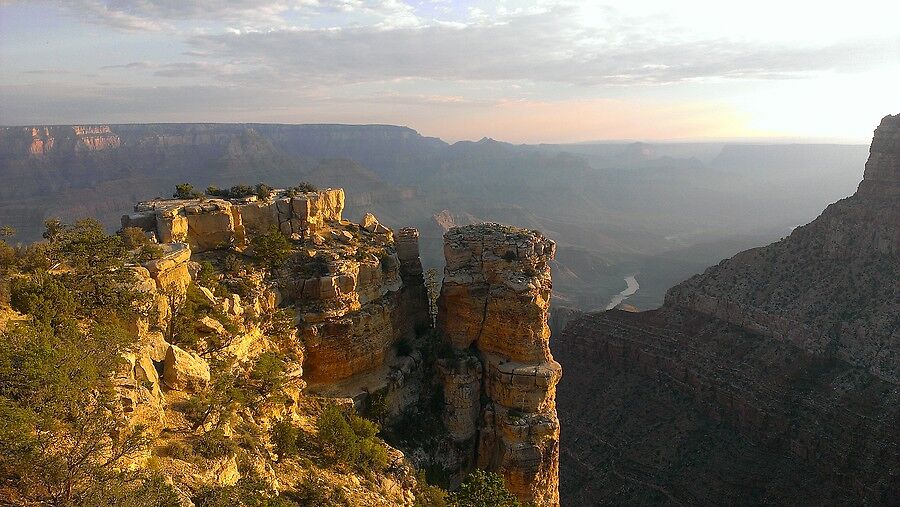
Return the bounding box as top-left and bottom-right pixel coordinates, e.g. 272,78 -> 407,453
270,406 -> 391,474
448,469 -> 520,507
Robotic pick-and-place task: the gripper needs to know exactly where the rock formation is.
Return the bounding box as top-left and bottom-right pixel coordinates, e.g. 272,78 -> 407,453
0,125 -> 122,156
858,114 -> 900,197
65,185 -> 429,503
437,224 -> 561,507
122,188 -> 345,252
665,114 -> 899,383
556,115 -> 899,505
121,188 -> 429,389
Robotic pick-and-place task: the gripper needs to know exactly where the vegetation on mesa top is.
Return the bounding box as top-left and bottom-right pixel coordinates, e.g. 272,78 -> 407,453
173,181 -> 319,201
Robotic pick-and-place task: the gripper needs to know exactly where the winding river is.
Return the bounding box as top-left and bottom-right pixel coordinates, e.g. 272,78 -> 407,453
605,274 -> 640,310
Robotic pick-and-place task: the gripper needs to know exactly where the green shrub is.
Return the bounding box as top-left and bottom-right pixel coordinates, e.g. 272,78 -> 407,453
194,478 -> 296,507
136,244 -> 164,262
347,413 -> 379,440
164,440 -> 195,461
0,321 -> 147,504
193,429 -> 238,459
356,436 -> 389,472
251,226 -> 292,269
316,406 -> 359,465
287,480 -> 348,506
448,469 -> 519,507
42,218 -> 145,318
168,283 -> 216,348
414,470 -> 449,507
174,183 -> 202,199
10,272 -> 77,328
255,183 -> 274,199
235,185 -> 256,197
297,181 -> 317,192
267,308 -> 297,345
314,406 -> 391,473
120,227 -> 151,250
271,420 -> 301,458
197,260 -> 220,288
242,352 -> 288,405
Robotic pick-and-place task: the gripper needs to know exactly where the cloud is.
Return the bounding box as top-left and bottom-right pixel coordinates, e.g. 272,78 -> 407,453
40,0 -> 421,31
22,69 -> 74,75
100,61 -> 156,70
183,6 -> 894,88
3,0 -> 898,140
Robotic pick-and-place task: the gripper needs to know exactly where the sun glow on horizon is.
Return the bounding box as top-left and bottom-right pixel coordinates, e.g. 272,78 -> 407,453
1,0 -> 898,143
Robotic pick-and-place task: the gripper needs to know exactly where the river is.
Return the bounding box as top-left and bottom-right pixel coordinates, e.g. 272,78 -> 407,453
605,274 -> 640,310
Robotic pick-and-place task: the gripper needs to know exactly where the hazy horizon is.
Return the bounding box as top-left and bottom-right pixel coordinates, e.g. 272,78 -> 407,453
0,120 -> 877,147
2,1 -> 898,144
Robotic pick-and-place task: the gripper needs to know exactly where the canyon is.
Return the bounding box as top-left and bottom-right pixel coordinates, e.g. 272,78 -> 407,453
555,114 -> 899,504
0,123 -> 868,317
0,118 -> 891,505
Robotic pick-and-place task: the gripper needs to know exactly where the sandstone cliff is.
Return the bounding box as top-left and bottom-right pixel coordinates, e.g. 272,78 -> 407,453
437,224 -> 561,507
77,185 -> 435,504
106,182 -> 573,505
556,115 -> 899,505
0,125 -> 122,157
122,188 -> 429,387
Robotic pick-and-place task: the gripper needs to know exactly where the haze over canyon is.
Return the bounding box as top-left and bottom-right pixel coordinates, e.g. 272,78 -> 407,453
1,1 -> 898,506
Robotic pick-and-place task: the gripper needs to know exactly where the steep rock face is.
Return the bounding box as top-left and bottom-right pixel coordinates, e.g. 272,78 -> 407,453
123,189 -> 345,252
858,114 -> 900,197
666,114 -> 899,382
125,187 -> 429,388
0,125 -> 121,156
437,224 -> 561,507
556,115 -> 899,505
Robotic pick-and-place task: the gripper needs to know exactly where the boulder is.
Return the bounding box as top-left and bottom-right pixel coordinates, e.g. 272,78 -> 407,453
198,286 -> 217,305
196,316 -> 226,335
163,345 -> 211,392
362,212 -> 380,232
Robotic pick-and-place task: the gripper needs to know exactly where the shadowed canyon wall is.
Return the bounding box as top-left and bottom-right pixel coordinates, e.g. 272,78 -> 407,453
556,115 -> 899,505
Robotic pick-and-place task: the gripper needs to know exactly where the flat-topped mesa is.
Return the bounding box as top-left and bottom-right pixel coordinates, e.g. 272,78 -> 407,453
437,223 -> 561,507
857,114 -> 900,198
123,187 -> 431,388
439,223 -> 556,361
122,188 -> 344,253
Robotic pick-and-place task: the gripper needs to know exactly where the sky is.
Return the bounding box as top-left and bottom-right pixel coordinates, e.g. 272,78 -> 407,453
1,0 -> 898,143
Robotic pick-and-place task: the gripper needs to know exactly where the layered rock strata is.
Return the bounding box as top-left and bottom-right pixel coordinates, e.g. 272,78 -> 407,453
122,188 -> 345,252
0,125 -> 122,156
556,115 -> 899,505
437,224 -> 561,507
666,114 -> 899,382
858,114 -> 900,197
123,188 -> 429,387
